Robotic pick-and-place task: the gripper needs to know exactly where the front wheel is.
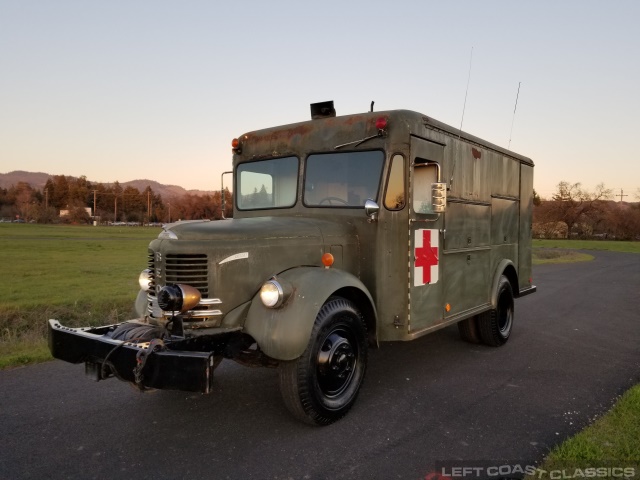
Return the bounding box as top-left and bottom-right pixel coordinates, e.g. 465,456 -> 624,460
278,297 -> 368,425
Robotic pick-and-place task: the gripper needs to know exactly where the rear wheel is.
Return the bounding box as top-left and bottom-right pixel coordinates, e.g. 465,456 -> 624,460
478,275 -> 514,347
458,316 -> 482,343
278,297 -> 367,425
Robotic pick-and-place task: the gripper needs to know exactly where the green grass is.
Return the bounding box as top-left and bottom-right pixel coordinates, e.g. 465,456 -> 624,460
526,385 -> 640,478
2,224 -> 156,308
533,248 -> 595,265
533,239 -> 640,254
0,223 -> 159,368
532,239 -> 640,265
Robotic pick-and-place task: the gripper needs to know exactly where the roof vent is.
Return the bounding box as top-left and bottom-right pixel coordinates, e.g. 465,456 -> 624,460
310,101 -> 336,120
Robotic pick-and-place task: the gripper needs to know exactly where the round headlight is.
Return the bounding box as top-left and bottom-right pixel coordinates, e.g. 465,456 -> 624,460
260,280 -> 284,308
138,269 -> 153,292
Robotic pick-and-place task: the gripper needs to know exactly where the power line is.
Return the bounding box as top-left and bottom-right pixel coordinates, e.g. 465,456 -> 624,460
616,189 -> 628,202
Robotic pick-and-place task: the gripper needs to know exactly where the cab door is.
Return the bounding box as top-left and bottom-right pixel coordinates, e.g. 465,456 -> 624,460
408,136 -> 445,334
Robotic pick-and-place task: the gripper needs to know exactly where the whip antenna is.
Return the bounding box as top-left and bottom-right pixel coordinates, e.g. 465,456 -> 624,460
508,82 -> 521,150
450,46 -> 473,187
458,46 -> 473,138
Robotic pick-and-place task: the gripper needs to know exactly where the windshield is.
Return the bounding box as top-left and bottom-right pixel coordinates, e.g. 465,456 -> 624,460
236,156 -> 298,210
304,151 -> 385,207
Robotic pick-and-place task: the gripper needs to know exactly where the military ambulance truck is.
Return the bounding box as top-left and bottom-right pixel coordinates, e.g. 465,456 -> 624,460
49,101 -> 536,425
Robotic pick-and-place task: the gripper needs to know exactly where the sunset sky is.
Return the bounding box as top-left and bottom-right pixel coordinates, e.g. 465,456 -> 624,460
1,0 -> 638,200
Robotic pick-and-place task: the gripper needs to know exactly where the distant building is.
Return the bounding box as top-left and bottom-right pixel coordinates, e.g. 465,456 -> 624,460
60,207 -> 92,217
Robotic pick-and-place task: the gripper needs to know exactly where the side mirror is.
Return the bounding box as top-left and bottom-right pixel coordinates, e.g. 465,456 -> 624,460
432,183 -> 447,213
364,199 -> 380,222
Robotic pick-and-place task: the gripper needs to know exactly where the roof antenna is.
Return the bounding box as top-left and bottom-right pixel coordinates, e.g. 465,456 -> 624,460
370,101 -> 374,112
457,46 -> 473,139
508,82 -> 521,150
450,46 -> 474,187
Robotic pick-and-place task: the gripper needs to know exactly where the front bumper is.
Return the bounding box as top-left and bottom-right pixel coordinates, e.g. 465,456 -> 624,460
48,320 -> 217,393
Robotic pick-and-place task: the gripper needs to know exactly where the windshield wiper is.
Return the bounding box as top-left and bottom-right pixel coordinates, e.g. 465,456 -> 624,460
334,132 -> 383,150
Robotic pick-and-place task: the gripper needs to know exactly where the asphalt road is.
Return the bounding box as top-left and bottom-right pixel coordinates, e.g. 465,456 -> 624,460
1,251 -> 639,480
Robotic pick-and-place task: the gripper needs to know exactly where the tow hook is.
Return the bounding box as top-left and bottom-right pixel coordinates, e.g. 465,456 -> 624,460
133,338 -> 166,390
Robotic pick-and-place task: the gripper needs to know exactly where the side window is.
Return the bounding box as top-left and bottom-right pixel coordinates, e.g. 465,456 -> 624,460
384,154 -> 405,210
413,162 -> 438,214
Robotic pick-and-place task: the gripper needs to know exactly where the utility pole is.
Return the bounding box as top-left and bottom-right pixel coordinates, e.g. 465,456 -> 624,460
147,189 -> 151,225
93,190 -> 97,219
45,189 -> 49,210
114,195 -> 117,223
616,189 -> 628,202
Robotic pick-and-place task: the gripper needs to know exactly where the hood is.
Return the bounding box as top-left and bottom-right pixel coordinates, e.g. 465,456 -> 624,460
149,217 -> 359,324
164,216 -> 327,243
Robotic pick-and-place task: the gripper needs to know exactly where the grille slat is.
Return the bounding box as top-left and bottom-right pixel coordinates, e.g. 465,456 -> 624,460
146,251 -> 220,326
165,254 -> 208,297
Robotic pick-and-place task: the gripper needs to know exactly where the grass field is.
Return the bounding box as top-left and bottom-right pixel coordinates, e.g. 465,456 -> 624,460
533,248 -> 595,265
0,223 -> 159,368
533,239 -> 640,254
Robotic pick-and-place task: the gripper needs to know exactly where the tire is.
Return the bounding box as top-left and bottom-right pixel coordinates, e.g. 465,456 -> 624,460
278,297 -> 368,425
457,316 -> 482,343
478,275 -> 514,347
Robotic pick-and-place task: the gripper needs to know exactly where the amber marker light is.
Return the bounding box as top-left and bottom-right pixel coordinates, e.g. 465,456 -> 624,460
445,303 -> 451,312
321,253 -> 334,268
231,138 -> 240,148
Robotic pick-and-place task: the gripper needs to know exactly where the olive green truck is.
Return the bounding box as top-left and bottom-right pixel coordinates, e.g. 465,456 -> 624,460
49,101 -> 536,425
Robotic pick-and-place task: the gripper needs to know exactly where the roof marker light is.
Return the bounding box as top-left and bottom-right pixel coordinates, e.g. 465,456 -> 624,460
375,117 -> 388,130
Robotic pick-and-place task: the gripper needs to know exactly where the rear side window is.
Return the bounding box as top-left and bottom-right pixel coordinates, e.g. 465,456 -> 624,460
413,162 -> 438,214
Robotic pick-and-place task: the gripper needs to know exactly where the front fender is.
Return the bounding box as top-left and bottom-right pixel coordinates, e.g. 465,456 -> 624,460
243,267 -> 376,361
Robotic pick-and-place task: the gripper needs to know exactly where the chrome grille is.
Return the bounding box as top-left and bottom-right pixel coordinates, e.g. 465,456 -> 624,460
165,253 -> 209,297
145,251 -> 221,327
146,250 -> 156,292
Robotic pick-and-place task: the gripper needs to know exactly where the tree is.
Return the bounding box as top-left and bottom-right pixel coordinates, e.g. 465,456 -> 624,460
547,182 -> 613,238
8,182 -> 36,220
532,189 -> 541,207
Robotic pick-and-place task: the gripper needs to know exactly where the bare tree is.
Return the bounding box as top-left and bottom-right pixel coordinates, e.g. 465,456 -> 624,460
547,182 -> 613,238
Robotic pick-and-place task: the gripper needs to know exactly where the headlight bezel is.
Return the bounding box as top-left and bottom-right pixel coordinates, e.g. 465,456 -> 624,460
260,280 -> 285,308
138,268 -> 154,292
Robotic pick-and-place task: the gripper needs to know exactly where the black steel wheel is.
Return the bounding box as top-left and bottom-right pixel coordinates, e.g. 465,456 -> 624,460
478,275 -> 514,347
278,297 -> 367,425
457,316 -> 482,343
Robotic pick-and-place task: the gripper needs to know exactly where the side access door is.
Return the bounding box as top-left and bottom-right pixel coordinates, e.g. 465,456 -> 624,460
408,136 -> 446,335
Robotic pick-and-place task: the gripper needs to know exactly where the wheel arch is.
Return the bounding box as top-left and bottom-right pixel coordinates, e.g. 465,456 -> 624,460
243,267 -> 377,361
333,286 -> 378,348
491,260 -> 519,307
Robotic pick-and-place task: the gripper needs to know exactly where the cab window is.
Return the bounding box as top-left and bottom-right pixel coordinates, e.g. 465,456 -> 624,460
384,154 -> 405,210
304,151 -> 384,207
237,156 -> 298,210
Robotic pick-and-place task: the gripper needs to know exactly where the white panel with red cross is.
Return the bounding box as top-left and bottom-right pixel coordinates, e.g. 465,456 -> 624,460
414,229 -> 439,287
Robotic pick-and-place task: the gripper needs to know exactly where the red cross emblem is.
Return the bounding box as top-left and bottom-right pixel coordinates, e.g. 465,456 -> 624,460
414,229 -> 439,286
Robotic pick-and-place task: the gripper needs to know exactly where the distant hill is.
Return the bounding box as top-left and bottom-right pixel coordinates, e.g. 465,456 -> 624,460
0,171 -> 51,189
0,170 -> 215,199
